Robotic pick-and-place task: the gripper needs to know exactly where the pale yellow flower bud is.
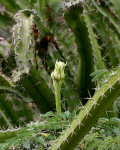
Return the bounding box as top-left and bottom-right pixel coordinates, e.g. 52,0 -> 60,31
51,61 -> 66,80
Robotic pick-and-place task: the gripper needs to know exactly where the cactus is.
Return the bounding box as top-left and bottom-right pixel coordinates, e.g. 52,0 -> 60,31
86,1 -> 120,68
0,72 -> 33,128
50,67 -> 120,150
12,9 -> 34,81
64,1 -> 106,101
11,9 -> 56,113
0,93 -> 33,128
19,65 -> 55,113
0,0 -> 120,149
110,0 -> 120,19
91,0 -> 120,36
0,38 -> 16,74
0,0 -> 19,14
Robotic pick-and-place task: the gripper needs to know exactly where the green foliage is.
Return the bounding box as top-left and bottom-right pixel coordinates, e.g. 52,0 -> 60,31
90,67 -> 120,87
0,109 -> 81,149
0,112 -> 119,150
80,118 -> 120,150
0,0 -> 120,150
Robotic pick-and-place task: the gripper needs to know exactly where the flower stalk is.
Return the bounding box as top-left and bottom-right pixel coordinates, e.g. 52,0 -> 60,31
51,61 -> 66,114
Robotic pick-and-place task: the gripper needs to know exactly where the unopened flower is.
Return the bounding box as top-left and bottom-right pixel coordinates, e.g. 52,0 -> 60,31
51,61 -> 66,81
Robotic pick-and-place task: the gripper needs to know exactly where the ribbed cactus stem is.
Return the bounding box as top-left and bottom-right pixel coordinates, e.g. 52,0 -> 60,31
51,61 -> 66,114
50,67 -> 120,150
0,109 -> 13,129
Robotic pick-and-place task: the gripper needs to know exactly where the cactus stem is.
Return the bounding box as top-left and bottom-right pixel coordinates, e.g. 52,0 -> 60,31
0,109 -> 13,129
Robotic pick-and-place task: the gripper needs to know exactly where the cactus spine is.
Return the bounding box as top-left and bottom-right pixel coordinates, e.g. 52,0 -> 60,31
50,67 -> 120,150
64,1 -> 105,99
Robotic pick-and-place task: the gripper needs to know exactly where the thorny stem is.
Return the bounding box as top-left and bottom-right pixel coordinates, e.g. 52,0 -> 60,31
0,109 -> 13,129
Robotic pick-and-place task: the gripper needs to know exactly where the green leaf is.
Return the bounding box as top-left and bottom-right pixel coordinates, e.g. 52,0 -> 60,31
23,140 -> 30,149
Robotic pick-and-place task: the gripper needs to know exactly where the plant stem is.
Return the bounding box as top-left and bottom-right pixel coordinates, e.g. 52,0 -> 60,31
53,80 -> 62,114
51,61 -> 66,114
0,109 -> 13,129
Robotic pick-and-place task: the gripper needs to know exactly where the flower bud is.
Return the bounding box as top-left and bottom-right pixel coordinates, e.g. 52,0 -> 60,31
51,61 -> 66,80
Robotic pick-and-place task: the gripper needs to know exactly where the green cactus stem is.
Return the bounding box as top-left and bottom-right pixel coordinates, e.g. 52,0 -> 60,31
0,73 -> 33,128
91,0 -> 120,36
37,0 -> 46,20
110,0 -> 120,19
20,65 -> 55,113
15,0 -> 32,10
12,10 -> 34,82
0,129 -> 16,142
0,109 -> 13,129
0,86 -> 33,103
0,73 -> 15,87
51,61 -> 66,114
11,10 -> 56,113
86,2 -> 120,67
0,38 -> 15,74
0,93 -> 33,128
0,0 -> 19,14
50,67 -> 120,150
64,1 -> 105,100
